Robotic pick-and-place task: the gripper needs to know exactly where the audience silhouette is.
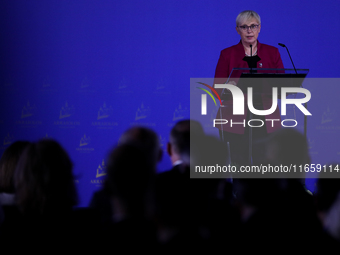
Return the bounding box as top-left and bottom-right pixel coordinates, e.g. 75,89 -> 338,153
0,124 -> 337,252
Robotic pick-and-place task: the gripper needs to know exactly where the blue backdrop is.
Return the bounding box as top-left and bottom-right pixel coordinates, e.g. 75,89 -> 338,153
1,0 -> 339,206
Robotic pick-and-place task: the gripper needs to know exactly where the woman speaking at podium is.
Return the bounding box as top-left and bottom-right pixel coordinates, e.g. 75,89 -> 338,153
214,10 -> 284,165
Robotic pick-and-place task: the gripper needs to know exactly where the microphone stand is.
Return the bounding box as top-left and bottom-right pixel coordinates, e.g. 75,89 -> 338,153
249,44 -> 253,164
278,43 -> 307,138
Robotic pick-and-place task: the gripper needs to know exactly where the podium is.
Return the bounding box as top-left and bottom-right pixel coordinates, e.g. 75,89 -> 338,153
218,68 -> 309,165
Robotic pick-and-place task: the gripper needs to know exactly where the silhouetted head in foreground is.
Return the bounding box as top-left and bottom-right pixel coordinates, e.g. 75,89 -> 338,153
14,139 -> 77,216
105,143 -> 155,220
265,127 -> 310,166
0,141 -> 30,194
265,128 -> 310,180
167,119 -> 204,166
119,126 -> 163,168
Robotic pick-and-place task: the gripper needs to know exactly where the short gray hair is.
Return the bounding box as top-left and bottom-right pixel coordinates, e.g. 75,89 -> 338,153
236,10 -> 261,26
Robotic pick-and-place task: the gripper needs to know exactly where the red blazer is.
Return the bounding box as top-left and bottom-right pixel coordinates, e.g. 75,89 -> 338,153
214,40 -> 284,134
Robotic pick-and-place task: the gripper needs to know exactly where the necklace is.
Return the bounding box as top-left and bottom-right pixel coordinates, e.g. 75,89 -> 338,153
245,49 -> 257,56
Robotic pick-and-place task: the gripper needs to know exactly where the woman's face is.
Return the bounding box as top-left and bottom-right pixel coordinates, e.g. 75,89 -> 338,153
236,17 -> 261,46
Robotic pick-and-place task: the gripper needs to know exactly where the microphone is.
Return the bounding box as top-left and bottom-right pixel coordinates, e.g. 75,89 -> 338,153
250,44 -> 253,73
278,43 -> 297,74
